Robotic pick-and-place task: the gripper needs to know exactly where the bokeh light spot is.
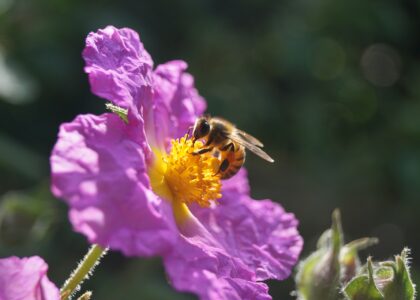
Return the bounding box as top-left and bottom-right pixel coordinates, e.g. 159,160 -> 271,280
361,44 -> 401,87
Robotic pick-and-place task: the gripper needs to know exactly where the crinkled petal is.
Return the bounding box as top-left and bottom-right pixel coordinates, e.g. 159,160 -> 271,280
83,26 -> 154,112
164,231 -> 271,300
164,169 -> 301,299
152,60 -> 206,147
0,256 -> 60,300
193,187 -> 303,281
50,113 -> 177,256
220,168 -> 250,198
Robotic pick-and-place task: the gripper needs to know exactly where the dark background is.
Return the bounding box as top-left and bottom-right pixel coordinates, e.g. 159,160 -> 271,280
0,0 -> 419,298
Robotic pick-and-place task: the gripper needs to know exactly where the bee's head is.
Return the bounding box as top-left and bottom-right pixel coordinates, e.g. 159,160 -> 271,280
192,116 -> 211,141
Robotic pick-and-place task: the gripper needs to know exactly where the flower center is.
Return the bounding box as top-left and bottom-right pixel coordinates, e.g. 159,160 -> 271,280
148,136 -> 222,209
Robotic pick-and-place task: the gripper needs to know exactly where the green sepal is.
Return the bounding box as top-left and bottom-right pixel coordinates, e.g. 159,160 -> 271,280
343,257 -> 384,300
340,237 -> 379,284
344,248 -> 416,300
380,248 -> 415,300
105,102 -> 129,123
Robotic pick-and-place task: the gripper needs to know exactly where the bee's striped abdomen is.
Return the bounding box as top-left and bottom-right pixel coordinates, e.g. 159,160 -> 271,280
220,144 -> 246,179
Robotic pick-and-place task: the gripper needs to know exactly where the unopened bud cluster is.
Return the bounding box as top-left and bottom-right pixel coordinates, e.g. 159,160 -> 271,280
294,210 -> 416,300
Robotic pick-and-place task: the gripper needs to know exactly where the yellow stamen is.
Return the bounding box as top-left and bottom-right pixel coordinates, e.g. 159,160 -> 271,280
148,135 -> 222,215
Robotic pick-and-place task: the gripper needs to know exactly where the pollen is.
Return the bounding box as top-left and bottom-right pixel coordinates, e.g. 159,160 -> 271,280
148,135 -> 222,208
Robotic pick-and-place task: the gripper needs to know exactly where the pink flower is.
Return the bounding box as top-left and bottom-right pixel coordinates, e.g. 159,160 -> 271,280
50,26 -> 303,300
0,256 -> 60,300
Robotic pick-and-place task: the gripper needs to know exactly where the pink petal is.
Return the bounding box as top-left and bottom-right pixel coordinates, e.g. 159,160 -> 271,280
163,168 -> 302,299
83,26 -> 154,112
220,168 -> 251,198
152,60 -> 207,147
50,113 -> 177,256
0,256 -> 60,300
164,233 -> 272,300
193,192 -> 303,281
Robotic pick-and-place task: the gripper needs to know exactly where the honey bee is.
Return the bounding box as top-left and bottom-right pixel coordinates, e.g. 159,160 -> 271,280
191,116 -> 274,179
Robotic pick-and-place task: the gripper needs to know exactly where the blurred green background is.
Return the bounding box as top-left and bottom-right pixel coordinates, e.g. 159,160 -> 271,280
0,0 -> 419,298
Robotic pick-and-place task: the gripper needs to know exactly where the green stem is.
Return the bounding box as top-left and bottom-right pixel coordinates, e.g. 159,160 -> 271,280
61,244 -> 108,300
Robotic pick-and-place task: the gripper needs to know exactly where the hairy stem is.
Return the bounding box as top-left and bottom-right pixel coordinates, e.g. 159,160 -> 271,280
60,244 -> 108,300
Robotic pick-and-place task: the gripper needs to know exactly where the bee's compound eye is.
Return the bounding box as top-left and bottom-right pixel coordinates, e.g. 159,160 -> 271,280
200,121 -> 210,136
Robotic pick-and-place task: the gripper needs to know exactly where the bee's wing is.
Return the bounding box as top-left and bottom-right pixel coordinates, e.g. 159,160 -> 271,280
234,129 -> 264,148
230,132 -> 274,163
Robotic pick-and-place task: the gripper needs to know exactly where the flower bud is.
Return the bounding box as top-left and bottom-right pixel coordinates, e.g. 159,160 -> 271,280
295,209 -> 378,300
343,258 -> 384,299
380,248 -> 415,299
340,237 -> 378,283
343,248 -> 415,300
295,209 -> 343,300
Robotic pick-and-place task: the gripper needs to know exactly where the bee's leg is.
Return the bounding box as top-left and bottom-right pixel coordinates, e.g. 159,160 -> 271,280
205,135 -> 214,146
221,142 -> 235,152
192,147 -> 213,155
186,127 -> 192,139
